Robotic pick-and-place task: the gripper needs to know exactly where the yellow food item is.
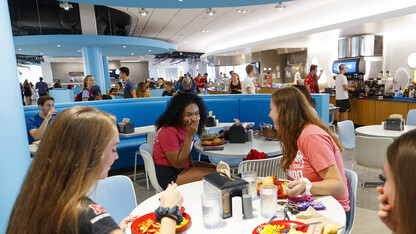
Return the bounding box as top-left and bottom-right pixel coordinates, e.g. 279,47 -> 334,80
203,140 -> 213,145
138,217 -> 189,234
262,176 -> 274,185
287,228 -> 304,234
259,224 -> 285,234
213,138 -> 223,143
322,224 -> 338,234
176,217 -> 189,229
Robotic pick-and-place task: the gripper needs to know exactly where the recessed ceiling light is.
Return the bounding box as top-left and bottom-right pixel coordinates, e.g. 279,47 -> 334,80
201,29 -> 210,33
139,8 -> 149,16
205,8 -> 216,16
236,9 -> 248,13
77,50 -> 82,53
183,41 -> 189,44
40,52 -> 43,55
178,0 -> 183,1
18,48 -> 22,51
57,44 -> 61,47
123,45 -> 126,48
148,49 -> 152,52
131,53 -> 134,55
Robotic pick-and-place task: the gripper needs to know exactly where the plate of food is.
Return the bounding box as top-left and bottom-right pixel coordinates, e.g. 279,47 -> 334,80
131,208 -> 191,234
252,220 -> 307,234
201,138 -> 226,146
200,133 -> 223,140
257,175 -> 289,198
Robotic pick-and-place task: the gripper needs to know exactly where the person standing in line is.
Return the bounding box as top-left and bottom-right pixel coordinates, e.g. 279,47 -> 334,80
35,77 -> 49,97
304,65 -> 323,93
119,67 -> 137,98
23,79 -> 33,105
242,64 -> 256,94
294,67 -> 304,85
335,64 -> 355,121
181,74 -> 192,92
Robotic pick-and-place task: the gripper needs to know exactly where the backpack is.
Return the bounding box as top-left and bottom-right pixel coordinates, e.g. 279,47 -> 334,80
74,88 -> 91,102
246,149 -> 269,160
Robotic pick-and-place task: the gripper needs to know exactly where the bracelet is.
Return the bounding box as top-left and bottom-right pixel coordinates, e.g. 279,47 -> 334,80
299,178 -> 312,196
155,205 -> 183,225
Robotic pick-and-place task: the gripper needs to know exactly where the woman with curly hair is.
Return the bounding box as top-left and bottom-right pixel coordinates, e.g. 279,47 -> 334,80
153,92 -> 216,189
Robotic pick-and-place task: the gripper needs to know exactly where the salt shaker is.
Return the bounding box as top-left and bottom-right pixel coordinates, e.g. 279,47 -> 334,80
232,196 -> 243,221
242,194 -> 253,219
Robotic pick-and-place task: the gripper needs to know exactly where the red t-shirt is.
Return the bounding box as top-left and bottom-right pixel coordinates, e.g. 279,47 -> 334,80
195,77 -> 206,88
286,124 -> 350,211
304,73 -> 319,93
152,126 -> 192,168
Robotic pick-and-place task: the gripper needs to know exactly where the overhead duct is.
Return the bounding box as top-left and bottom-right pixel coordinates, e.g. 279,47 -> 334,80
338,35 -> 383,59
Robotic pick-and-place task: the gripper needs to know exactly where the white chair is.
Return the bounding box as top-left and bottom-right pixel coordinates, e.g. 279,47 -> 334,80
87,175 -> 137,224
352,136 -> 393,187
139,143 -> 164,193
344,169 -> 358,234
328,104 -> 336,132
407,109 -> 416,126
337,120 -> 355,150
134,131 -> 156,189
238,156 -> 285,179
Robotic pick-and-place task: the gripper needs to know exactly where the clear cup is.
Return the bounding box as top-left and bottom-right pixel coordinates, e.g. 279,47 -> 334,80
242,171 -> 257,200
201,193 -> 221,229
260,184 -> 277,219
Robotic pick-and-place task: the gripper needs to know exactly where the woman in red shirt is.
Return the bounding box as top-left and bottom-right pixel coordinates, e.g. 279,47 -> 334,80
153,92 -> 216,189
268,87 -> 350,221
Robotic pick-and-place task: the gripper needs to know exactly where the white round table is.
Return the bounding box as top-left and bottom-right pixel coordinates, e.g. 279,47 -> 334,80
194,135 -> 282,159
127,181 -> 346,234
355,125 -> 416,139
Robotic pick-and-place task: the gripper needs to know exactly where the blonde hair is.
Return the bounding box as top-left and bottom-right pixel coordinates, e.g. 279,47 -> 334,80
136,82 -> 147,97
271,87 -> 342,170
7,106 -> 116,234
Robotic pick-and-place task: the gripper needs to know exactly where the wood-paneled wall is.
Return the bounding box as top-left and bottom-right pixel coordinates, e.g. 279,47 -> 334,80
330,97 -> 416,125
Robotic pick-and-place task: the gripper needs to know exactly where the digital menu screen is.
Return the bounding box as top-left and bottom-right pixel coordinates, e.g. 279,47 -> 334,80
332,60 -> 358,74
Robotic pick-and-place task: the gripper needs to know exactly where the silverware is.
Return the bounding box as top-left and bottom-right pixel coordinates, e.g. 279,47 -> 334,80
257,215 -> 278,233
274,222 -> 322,233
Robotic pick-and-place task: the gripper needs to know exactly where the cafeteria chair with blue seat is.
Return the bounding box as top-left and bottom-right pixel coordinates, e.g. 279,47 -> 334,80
337,120 -> 355,150
134,131 -> 157,190
407,109 -> 416,126
344,169 -> 358,234
328,104 -> 336,133
139,143 -> 164,193
205,127 -> 243,169
87,175 -> 137,224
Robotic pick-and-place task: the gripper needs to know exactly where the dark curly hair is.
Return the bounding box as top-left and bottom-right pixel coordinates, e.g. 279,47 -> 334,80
155,92 -> 207,135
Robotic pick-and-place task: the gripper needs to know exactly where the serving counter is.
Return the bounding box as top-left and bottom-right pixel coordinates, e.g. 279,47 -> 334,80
330,96 -> 416,125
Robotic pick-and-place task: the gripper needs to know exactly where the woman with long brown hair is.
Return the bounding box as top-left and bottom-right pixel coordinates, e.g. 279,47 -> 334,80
269,87 -> 350,219
7,106 -> 183,234
377,129 -> 416,234
23,79 -> 33,105
136,82 -> 153,98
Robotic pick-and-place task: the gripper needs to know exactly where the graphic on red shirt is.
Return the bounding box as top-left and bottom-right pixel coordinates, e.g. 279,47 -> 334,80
88,204 -> 106,215
304,73 -> 319,93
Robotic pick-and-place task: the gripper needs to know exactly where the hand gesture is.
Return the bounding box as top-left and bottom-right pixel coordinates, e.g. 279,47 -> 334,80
185,119 -> 199,137
283,180 -> 306,197
118,215 -> 138,232
160,183 -> 184,209
377,186 -> 396,231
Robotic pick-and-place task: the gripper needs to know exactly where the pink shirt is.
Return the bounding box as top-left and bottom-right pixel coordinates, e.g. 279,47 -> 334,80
287,124 -> 350,211
153,126 -> 192,168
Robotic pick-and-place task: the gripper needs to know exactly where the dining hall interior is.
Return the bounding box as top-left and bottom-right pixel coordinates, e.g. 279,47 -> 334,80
3,0 -> 416,233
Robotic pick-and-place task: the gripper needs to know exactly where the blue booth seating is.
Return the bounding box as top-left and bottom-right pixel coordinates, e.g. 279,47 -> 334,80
23,94 -> 329,170
148,89 -> 165,97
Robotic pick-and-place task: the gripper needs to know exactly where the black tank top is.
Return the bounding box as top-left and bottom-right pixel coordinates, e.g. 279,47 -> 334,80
230,80 -> 241,94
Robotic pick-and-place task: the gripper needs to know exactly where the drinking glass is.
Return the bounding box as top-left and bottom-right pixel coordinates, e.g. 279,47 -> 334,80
242,171 -> 257,199
201,193 -> 221,229
260,184 -> 277,219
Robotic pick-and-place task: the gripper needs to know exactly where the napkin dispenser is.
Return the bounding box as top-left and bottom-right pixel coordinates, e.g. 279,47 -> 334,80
229,124 -> 246,143
203,173 -> 248,219
117,118 -> 134,133
384,118 -> 404,131
206,111 -> 217,127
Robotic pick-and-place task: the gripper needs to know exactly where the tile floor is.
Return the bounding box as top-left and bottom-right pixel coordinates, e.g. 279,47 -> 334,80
128,149 -> 390,233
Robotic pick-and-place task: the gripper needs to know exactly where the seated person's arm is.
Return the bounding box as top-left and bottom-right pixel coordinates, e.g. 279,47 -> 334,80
29,110 -> 57,141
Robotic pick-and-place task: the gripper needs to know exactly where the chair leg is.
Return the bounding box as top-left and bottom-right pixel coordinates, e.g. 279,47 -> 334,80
198,153 -> 202,161
134,153 -> 138,181
146,171 -> 149,190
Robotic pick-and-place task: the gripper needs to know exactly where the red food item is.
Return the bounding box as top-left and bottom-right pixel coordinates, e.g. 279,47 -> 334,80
257,175 -> 288,198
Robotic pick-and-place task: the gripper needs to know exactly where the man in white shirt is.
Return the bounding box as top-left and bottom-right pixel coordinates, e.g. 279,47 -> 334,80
294,67 -> 304,85
242,64 -> 256,94
335,64 -> 355,121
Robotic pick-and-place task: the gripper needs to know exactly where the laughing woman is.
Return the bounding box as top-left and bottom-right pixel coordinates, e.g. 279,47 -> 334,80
268,87 -> 350,221
153,92 -> 216,189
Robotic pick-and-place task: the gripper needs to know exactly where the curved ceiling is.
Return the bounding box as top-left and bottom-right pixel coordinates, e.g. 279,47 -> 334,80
14,35 -> 176,57
66,0 -> 292,9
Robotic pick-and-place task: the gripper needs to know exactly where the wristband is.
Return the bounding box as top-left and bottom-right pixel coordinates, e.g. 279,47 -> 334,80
155,205 -> 183,225
299,178 -> 312,196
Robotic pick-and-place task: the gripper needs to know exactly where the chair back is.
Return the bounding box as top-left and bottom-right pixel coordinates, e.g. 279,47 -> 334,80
140,144 -> 164,193
354,136 -> 393,169
329,104 -> 334,124
238,156 -> 285,178
337,120 -> 355,149
407,109 -> 416,126
207,127 -> 224,134
147,131 -> 157,151
87,175 -> 137,224
344,169 -> 358,234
